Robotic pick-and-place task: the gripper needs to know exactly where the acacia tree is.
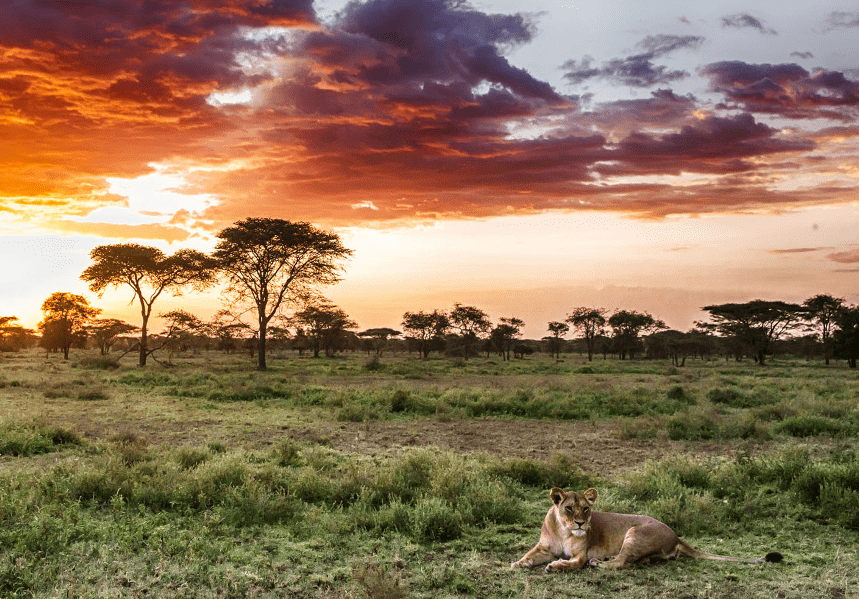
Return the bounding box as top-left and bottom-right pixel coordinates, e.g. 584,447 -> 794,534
0,316 -> 35,351
87,318 -> 138,355
358,328 -> 402,357
566,307 -> 607,361
545,321 -> 569,359
702,300 -> 806,365
803,294 -> 844,365
607,310 -> 666,360
38,292 -> 100,359
293,302 -> 357,357
490,317 -> 524,361
214,218 -> 352,370
448,303 -> 491,359
401,310 -> 450,358
81,244 -> 215,366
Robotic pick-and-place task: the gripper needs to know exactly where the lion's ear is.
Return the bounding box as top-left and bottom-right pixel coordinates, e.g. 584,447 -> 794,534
550,487 -> 566,505
583,488 -> 598,503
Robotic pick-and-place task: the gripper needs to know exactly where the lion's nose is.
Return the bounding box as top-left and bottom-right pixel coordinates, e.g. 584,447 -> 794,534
575,521 -> 585,527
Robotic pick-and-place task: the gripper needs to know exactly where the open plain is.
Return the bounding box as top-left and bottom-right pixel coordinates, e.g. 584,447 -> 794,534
1,348 -> 858,598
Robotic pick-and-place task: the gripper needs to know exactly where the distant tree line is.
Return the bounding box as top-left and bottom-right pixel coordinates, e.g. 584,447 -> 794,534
2,220 -> 857,370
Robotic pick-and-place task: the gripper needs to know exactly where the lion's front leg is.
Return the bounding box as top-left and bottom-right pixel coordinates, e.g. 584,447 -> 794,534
511,544 -> 555,569
545,555 -> 587,573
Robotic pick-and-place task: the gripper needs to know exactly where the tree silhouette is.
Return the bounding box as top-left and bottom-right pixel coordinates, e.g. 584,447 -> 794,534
402,310 -> 450,358
607,310 -> 665,360
448,303 -> 491,359
214,218 -> 351,370
702,300 -> 805,365
358,328 -> 402,357
545,321 -> 569,360
566,307 -> 607,362
803,294 -> 844,365
38,292 -> 100,359
87,318 -> 138,355
0,316 -> 35,351
293,302 -> 357,358
81,244 -> 215,367
490,317 -> 524,360
833,305 -> 859,368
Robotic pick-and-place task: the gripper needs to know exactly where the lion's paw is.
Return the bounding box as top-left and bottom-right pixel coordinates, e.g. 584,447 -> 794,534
511,559 -> 531,569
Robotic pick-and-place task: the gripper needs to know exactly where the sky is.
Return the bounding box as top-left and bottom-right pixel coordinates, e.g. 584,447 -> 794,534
1,0 -> 858,338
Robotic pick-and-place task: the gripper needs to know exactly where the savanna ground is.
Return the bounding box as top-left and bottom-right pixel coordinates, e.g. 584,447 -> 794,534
1,348 -> 858,598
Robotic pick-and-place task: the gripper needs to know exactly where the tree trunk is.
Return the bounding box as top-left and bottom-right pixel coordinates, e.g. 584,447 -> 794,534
257,323 -> 267,371
139,313 -> 149,367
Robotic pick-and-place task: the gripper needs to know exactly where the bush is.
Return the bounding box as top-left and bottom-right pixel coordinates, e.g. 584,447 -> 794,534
78,356 -> 120,370
0,422 -> 83,456
773,416 -> 844,437
411,497 -> 462,542
273,437 -> 302,467
175,446 -> 210,469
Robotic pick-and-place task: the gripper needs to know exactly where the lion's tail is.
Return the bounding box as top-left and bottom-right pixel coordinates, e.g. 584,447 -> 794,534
675,541 -> 783,564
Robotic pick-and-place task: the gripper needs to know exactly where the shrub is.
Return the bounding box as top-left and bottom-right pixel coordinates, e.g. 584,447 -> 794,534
0,422 -> 82,456
773,416 -> 844,437
411,497 -> 462,542
78,356 -> 120,370
390,389 -> 411,413
667,410 -> 719,440
273,437 -> 302,467
175,446 -> 210,470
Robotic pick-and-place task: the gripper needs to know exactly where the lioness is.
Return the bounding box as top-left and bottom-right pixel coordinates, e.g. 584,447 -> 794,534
511,487 -> 782,572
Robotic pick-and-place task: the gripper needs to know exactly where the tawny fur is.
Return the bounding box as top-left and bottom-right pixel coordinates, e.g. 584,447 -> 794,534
511,487 -> 782,573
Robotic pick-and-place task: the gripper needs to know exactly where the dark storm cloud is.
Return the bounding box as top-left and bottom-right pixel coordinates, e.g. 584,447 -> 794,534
562,34 -> 704,88
328,0 -> 562,102
0,0 -> 842,227
598,113 -> 815,176
702,61 -> 859,120
721,13 -> 777,35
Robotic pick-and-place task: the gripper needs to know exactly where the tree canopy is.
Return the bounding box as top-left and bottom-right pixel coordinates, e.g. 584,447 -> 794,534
81,243 -> 215,366
702,300 -> 806,365
214,218 -> 352,370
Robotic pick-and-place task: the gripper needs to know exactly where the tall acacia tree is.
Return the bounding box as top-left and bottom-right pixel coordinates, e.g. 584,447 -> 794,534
214,218 -> 352,370
81,244 -> 216,366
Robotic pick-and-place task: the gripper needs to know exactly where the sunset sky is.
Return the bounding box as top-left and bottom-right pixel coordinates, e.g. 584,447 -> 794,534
2,0 -> 858,338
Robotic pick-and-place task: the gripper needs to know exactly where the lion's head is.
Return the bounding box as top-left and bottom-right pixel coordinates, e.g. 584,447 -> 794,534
550,487 -> 598,537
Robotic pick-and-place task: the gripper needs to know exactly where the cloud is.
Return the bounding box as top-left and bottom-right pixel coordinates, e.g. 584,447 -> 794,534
702,61 -> 859,121
826,11 -> 859,30
827,248 -> 859,263
721,13 -> 777,35
790,51 -> 814,60
562,34 -> 704,88
0,0 -> 853,232
767,247 -> 831,254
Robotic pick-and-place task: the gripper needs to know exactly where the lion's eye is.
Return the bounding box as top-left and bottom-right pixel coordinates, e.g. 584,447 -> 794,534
583,507 -> 589,513
565,506 -> 573,513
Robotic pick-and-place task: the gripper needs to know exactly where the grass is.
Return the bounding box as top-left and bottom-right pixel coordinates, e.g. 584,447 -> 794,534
1,348 -> 858,597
